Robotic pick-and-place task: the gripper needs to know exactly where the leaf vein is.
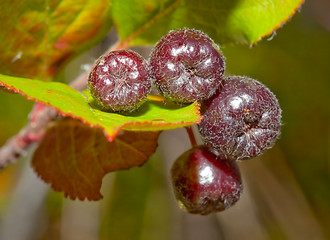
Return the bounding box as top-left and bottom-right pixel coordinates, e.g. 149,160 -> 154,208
121,0 -> 183,45
116,138 -> 148,160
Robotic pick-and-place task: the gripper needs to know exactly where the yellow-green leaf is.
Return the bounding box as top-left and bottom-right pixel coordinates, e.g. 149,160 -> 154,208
0,74 -> 202,140
112,0 -> 304,46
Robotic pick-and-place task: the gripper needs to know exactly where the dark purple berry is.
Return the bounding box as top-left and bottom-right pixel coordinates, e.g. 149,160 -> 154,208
171,145 -> 242,215
199,76 -> 282,160
149,29 -> 225,103
88,50 -> 151,112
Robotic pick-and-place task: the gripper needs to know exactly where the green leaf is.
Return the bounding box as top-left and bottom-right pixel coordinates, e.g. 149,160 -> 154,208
112,0 -> 304,46
0,74 -> 202,140
0,0 -> 112,80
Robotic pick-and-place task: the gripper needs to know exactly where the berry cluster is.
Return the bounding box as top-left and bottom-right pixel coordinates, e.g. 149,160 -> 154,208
88,29 -> 282,215
172,75 -> 281,215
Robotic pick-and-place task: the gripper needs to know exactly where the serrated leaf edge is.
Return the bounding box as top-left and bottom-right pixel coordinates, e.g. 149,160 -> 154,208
251,0 -> 305,45
0,80 -> 202,143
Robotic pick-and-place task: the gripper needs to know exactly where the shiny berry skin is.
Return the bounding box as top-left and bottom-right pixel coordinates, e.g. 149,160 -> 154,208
199,76 -> 282,160
88,50 -> 151,112
171,146 -> 242,215
149,29 -> 225,103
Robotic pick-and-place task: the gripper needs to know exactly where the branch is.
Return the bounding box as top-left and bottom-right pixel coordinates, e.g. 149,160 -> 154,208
0,40 -> 128,170
0,104 -> 58,169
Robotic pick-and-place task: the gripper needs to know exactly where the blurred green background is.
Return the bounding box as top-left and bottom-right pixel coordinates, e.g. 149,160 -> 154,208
0,0 -> 329,239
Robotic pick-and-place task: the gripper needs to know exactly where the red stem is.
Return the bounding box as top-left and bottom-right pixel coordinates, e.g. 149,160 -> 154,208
185,126 -> 197,147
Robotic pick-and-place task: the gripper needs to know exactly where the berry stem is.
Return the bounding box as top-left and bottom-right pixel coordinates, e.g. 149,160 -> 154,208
146,94 -> 166,102
185,126 -> 197,147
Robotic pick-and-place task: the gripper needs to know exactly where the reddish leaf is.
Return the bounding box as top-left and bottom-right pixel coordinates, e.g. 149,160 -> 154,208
31,118 -> 160,200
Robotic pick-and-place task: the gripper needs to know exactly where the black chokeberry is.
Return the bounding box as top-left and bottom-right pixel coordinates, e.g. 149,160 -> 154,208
171,145 -> 242,215
149,29 -> 225,103
88,50 -> 151,112
199,76 -> 282,160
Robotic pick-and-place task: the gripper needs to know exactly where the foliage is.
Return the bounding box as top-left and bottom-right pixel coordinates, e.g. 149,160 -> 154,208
3,0 -> 329,239
0,0 -> 304,199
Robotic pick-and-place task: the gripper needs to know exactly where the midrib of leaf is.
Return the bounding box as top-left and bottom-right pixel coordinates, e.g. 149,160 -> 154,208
116,138 -> 148,160
69,121 -> 95,189
114,140 -> 128,168
117,0 -> 182,48
55,120 -> 67,189
92,128 -> 107,175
